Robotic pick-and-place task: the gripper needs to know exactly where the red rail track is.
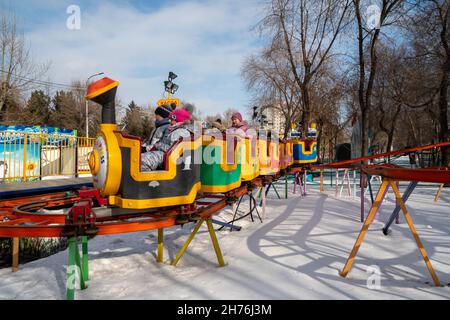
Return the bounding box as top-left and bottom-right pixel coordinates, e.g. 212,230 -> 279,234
315,141 -> 450,168
0,184 -> 249,238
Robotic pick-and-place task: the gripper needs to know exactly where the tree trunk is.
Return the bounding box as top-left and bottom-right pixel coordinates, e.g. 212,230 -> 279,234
301,83 -> 310,138
354,1 -> 368,159
438,69 -> 449,165
361,108 -> 369,157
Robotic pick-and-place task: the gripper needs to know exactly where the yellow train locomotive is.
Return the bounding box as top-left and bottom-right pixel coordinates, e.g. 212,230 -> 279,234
87,77 -> 201,210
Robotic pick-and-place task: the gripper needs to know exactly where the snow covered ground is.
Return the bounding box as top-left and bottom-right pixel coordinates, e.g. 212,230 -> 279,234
0,180 -> 449,300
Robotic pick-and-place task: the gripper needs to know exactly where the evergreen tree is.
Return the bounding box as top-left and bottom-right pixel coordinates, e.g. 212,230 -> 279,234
0,86 -> 22,124
49,90 -> 82,130
141,116 -> 153,140
24,90 -> 51,125
121,100 -> 144,137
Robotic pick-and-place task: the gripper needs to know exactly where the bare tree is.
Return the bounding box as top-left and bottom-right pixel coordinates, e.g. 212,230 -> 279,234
352,0 -> 408,158
404,0 -> 449,165
259,0 -> 352,136
242,44 -> 302,136
371,44 -> 410,153
0,13 -> 49,118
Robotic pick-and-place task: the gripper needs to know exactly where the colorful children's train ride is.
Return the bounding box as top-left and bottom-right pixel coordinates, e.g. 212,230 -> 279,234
87,77 -> 318,215
2,75 -> 449,302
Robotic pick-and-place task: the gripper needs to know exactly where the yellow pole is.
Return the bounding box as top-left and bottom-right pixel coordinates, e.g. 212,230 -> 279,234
12,133 -> 16,179
22,133 -> 28,181
340,179 -> 390,277
171,219 -> 204,266
320,168 -> 324,192
2,133 -> 7,180
157,228 -> 164,263
390,181 -> 442,287
206,217 -> 226,267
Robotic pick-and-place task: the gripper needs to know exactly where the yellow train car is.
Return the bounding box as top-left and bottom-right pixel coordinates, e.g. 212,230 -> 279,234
279,140 -> 294,170
258,131 -> 280,176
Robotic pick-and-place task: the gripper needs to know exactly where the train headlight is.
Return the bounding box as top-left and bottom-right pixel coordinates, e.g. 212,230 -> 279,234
89,150 -> 100,175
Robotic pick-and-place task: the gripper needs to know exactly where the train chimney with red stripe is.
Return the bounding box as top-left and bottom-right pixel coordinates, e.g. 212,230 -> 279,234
86,77 -> 119,124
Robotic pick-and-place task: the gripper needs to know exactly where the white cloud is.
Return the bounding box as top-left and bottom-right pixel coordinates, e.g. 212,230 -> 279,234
24,0 -> 263,116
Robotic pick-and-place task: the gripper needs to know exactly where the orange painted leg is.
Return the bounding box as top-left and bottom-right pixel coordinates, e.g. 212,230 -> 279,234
340,179 -> 390,278
390,181 -> 442,287
320,169 -> 324,192
12,237 -> 19,272
434,184 -> 444,202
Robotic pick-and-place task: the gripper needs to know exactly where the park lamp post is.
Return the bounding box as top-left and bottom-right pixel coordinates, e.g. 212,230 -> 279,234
85,72 -> 104,137
164,71 -> 179,98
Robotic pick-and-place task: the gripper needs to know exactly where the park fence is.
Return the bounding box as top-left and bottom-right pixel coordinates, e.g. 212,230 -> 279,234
0,131 -> 95,182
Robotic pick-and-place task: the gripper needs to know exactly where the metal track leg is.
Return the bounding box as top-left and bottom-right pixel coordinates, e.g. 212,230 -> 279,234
320,169 -> 324,192
172,219 -> 204,267
285,173 -> 288,199
81,236 -> 89,281
382,181 -> 418,235
206,217 -> 226,267
157,228 -> 164,263
12,237 -> 19,272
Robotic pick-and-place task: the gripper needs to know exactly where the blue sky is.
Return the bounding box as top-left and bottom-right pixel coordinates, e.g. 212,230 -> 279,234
1,0 -> 264,117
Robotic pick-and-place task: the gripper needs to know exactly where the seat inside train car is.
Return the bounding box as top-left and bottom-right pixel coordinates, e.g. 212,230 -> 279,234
239,133 -> 260,182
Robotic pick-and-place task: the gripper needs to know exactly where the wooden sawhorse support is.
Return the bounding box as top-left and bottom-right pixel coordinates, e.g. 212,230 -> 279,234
335,169 -> 352,198
340,178 -> 442,287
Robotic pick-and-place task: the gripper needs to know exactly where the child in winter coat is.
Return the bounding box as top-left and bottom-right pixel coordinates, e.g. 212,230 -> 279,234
143,104 -> 173,152
141,108 -> 192,171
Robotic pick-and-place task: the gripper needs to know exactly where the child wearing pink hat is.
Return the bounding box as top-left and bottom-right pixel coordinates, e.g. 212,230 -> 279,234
169,108 -> 191,124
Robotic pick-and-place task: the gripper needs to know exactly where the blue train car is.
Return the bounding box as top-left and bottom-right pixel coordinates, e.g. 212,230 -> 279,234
291,138 -> 318,164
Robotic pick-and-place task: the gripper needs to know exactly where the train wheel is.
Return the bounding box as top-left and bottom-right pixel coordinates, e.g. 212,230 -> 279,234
176,215 -> 189,224
188,213 -> 201,222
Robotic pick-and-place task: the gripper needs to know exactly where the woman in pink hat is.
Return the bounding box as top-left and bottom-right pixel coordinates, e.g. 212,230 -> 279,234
226,112 -> 250,135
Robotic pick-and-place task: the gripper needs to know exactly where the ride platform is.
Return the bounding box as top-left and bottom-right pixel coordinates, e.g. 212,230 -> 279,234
0,177 -> 93,199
